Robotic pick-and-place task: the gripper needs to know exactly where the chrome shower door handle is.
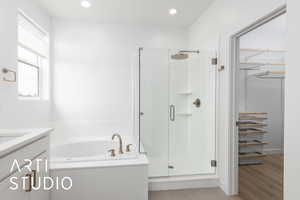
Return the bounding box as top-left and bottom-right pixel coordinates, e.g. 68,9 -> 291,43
170,105 -> 173,121
170,105 -> 175,121
173,105 -> 175,121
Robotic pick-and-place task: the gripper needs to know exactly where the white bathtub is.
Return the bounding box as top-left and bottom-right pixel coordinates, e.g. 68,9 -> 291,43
50,138 -> 148,200
51,138 -> 138,163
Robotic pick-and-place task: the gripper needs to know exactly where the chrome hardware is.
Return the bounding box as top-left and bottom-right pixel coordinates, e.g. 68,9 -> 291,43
32,170 -> 37,187
126,144 -> 133,152
25,173 -> 32,192
179,50 -> 200,54
218,65 -> 225,72
193,98 -> 201,107
169,105 -> 172,121
108,149 -> 116,157
211,160 -> 217,167
2,68 -> 17,82
170,105 -> 175,121
140,112 -> 144,116
211,57 -> 218,65
112,133 -> 124,154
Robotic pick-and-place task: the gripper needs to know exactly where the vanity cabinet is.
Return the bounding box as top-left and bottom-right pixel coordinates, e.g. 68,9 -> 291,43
30,153 -> 50,200
0,132 -> 51,200
0,165 -> 31,200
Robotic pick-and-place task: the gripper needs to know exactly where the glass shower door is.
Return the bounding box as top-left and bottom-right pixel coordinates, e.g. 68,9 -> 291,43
140,48 -> 169,177
168,50 -> 216,176
139,48 -> 216,177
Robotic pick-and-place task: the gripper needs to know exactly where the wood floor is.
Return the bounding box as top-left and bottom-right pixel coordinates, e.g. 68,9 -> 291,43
149,155 -> 283,200
239,154 -> 283,200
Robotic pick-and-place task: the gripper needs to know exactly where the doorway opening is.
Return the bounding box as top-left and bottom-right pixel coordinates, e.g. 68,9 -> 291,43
232,7 -> 286,200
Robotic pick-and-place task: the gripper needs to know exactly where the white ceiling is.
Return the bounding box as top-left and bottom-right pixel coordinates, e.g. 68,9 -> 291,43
34,0 -> 213,27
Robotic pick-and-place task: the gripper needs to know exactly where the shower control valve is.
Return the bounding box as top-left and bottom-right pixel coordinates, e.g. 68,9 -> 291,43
193,98 -> 201,108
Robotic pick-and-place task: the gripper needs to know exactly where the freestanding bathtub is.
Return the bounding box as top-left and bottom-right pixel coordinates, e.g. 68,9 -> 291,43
50,138 -> 148,200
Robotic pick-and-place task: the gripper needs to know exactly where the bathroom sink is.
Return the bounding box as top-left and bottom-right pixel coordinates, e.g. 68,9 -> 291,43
0,128 -> 53,158
0,131 -> 28,145
0,137 -> 16,144
0,135 -> 26,144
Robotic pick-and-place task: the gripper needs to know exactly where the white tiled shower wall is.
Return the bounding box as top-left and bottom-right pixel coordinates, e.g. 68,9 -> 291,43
51,20 -> 188,145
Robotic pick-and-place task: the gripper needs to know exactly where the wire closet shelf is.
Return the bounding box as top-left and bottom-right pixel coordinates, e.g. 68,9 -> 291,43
239,48 -> 286,79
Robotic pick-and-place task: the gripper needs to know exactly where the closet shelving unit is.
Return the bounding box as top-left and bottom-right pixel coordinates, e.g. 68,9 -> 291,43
238,112 -> 268,165
238,48 -> 286,165
240,48 -> 286,79
251,71 -> 285,79
240,49 -> 286,78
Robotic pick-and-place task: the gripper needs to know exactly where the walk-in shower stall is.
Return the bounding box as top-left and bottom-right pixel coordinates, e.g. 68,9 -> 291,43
138,48 -> 217,177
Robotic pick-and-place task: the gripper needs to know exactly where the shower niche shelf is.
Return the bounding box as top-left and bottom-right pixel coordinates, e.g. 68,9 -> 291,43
176,112 -> 192,116
176,92 -> 192,95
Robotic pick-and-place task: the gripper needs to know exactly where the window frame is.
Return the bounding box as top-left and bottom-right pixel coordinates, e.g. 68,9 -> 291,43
17,10 -> 49,100
18,59 -> 40,98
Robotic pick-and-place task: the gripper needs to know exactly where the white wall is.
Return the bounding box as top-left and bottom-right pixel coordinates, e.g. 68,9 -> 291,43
285,1 -> 300,199
188,0 -> 286,194
0,0 -> 52,129
245,78 -> 284,153
51,19 -> 187,146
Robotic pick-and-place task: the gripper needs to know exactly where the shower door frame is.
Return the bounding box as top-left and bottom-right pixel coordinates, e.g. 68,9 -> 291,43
226,5 -> 287,195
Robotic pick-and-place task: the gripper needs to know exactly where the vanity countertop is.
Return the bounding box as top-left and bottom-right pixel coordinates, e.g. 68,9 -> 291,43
0,128 -> 53,158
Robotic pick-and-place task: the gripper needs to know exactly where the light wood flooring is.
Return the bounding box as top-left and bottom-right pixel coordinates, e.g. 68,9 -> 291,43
149,154 -> 283,200
239,154 -> 283,200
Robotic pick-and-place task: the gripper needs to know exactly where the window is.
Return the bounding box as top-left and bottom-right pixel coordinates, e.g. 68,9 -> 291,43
18,11 -> 49,99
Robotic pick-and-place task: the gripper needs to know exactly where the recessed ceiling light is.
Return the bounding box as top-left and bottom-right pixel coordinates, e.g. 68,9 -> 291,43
81,0 -> 91,8
169,8 -> 177,15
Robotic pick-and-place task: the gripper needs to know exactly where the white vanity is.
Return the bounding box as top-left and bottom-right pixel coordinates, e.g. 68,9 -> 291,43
0,129 -> 53,200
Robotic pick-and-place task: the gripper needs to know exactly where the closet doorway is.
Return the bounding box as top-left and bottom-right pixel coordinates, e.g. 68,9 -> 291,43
235,10 -> 286,200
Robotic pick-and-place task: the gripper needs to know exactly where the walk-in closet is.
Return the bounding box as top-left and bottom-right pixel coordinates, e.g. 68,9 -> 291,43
237,13 -> 286,200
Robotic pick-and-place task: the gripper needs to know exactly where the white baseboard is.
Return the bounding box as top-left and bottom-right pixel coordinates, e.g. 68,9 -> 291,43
264,148 -> 283,154
149,174 -> 220,191
219,181 -> 231,196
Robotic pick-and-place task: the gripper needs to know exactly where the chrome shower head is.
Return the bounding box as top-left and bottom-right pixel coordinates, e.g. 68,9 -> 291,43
171,50 -> 199,60
171,53 -> 189,60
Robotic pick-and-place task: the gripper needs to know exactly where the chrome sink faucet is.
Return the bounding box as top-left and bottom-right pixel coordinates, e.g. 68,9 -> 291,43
112,133 -> 124,154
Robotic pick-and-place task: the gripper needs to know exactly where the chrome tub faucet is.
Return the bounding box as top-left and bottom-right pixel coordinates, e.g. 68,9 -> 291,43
112,133 -> 124,154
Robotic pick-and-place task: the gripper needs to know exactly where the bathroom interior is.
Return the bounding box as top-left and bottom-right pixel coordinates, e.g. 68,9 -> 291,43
0,0 -> 291,200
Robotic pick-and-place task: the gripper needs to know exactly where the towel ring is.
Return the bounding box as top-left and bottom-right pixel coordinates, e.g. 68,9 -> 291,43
2,68 -> 17,82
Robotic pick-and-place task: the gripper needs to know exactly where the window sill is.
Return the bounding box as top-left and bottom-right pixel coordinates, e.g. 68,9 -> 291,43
18,96 -> 44,101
